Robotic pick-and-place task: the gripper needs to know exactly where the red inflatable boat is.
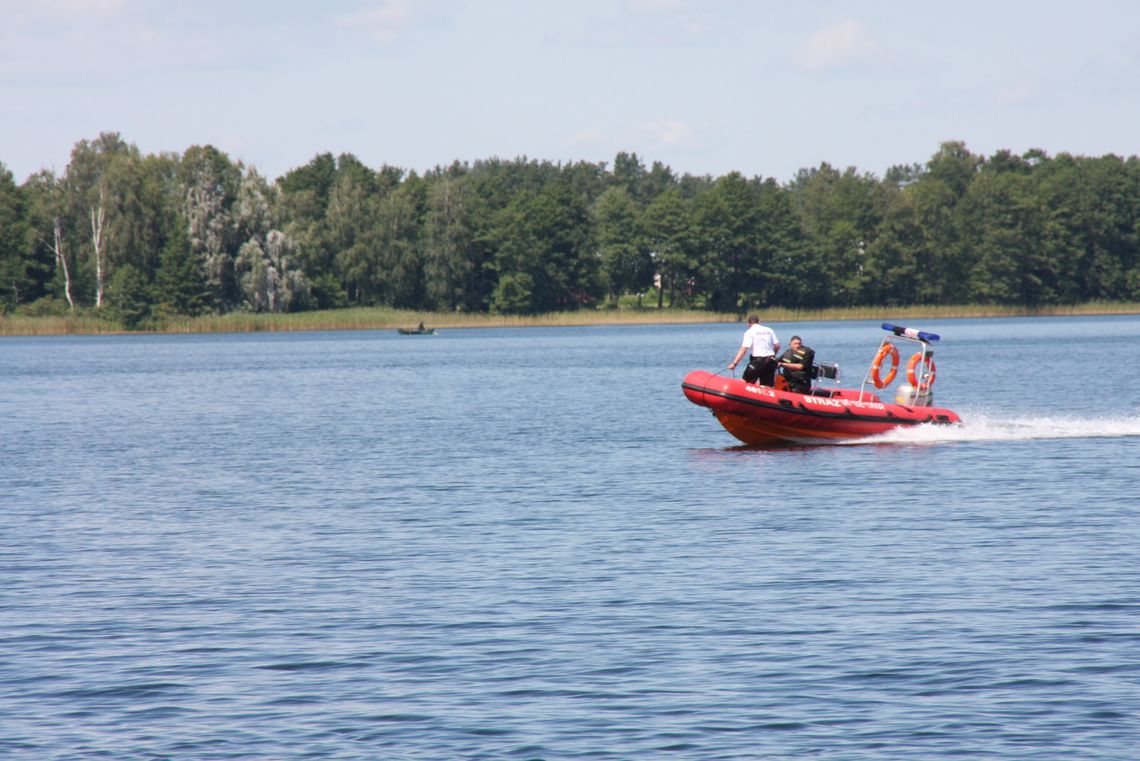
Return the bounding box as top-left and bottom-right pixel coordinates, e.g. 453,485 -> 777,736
682,323 -> 962,446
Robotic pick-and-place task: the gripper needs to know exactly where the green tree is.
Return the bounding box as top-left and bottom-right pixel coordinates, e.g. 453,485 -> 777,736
926,140 -> 980,199
593,186 -> 652,306
489,180 -> 597,314
610,152 -> 646,199
1062,154 -> 1139,300
113,151 -> 177,278
0,163 -> 37,311
641,187 -> 695,308
315,155 -> 378,307
1029,153 -> 1088,302
423,169 -> 478,311
641,161 -> 677,204
861,184 -> 925,306
105,263 -> 152,328
490,272 -> 536,314
155,216 -> 210,315
960,170 -> 1054,305
374,174 -> 427,309
909,172 -> 967,303
789,164 -> 882,306
459,160 -> 524,311
690,172 -> 764,312
752,179 -> 808,308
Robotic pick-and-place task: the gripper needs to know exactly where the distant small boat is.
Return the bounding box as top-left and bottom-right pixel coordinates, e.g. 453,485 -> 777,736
397,326 -> 435,335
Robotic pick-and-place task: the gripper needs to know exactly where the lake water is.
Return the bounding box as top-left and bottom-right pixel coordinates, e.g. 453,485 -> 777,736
3,316 -> 1139,760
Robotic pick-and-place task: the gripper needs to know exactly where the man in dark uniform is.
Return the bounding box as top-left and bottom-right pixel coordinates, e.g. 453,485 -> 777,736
777,335 -> 815,394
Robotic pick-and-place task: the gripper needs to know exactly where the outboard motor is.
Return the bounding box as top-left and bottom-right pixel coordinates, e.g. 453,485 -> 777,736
811,362 -> 841,392
814,361 -> 840,381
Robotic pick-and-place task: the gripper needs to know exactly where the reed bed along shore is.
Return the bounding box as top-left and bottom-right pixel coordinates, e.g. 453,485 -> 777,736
4,302 -> 1140,337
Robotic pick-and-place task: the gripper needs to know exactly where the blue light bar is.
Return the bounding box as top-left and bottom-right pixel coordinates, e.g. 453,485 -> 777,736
882,323 -> 940,342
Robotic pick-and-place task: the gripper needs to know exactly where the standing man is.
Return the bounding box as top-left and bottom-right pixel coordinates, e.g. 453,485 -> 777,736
728,315 -> 780,386
777,335 -> 815,394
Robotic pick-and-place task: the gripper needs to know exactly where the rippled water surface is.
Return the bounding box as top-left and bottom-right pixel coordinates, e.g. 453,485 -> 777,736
3,316 -> 1139,760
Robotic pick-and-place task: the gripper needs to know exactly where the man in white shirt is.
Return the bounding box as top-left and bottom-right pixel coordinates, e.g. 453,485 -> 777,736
728,314 -> 781,386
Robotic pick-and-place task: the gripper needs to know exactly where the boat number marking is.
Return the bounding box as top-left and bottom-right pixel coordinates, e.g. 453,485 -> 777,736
742,384 -> 886,411
801,395 -> 885,411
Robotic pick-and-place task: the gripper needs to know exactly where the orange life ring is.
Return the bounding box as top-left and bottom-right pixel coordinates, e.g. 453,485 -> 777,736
907,352 -> 937,393
871,343 -> 899,388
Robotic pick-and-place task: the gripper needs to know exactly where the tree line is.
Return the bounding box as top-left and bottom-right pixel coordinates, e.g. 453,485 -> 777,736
2,134 -> 1140,327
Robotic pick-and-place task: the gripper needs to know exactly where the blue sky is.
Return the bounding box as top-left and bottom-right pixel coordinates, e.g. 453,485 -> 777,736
2,0 -> 1138,184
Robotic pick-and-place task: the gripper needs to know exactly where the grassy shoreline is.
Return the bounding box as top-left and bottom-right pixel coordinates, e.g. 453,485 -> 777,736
4,301 -> 1140,337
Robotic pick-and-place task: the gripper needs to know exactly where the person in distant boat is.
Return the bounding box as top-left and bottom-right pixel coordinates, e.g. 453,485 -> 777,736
777,335 -> 815,394
418,321 -> 425,331
728,315 -> 780,386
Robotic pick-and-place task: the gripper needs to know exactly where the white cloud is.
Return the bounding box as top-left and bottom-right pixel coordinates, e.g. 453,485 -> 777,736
627,0 -> 712,39
0,0 -> 144,79
566,128 -> 608,147
562,121 -> 693,156
3,0 -> 126,20
989,80 -> 1038,107
796,19 -> 879,74
335,0 -> 448,46
643,119 -> 693,147
626,0 -> 689,11
551,0 -> 711,47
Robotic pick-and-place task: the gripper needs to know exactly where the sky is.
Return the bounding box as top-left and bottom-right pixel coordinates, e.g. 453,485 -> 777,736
2,0 -> 1139,184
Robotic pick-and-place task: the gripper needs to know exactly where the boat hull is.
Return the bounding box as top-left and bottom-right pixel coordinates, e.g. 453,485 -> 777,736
682,369 -> 961,446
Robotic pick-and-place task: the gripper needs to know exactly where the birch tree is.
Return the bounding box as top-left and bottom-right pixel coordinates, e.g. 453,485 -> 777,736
89,186 -> 108,307
50,216 -> 75,310
64,133 -> 138,308
20,170 -> 77,310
